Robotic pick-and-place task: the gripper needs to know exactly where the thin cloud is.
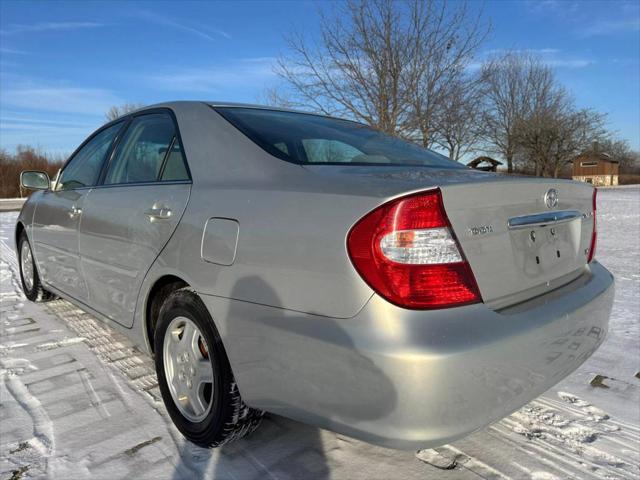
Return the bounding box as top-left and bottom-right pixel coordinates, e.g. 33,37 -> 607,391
611,58 -> 638,67
578,18 -> 640,38
1,22 -> 105,36
0,112 -> 93,128
525,0 -> 639,38
1,85 -> 124,115
524,0 -> 639,38
483,48 -> 561,57
545,59 -> 594,68
525,0 -> 581,16
475,48 -> 594,70
132,10 -> 230,41
140,57 -> 277,93
0,47 -> 28,54
0,121 -> 89,135
0,121 -> 93,155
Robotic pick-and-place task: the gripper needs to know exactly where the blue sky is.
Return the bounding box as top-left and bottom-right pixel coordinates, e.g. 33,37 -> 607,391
1,0 -> 638,156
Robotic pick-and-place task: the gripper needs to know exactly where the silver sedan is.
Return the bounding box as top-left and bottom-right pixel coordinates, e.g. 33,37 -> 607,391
15,101 -> 614,449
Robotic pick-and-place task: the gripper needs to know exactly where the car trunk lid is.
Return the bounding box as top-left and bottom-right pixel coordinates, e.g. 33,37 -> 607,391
302,165 -> 595,309
440,179 -> 595,308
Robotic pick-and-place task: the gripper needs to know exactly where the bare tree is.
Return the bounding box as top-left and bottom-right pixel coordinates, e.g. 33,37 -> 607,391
514,93 -> 606,178
432,74 -> 484,160
547,108 -> 606,178
598,137 -> 640,173
105,103 -> 145,121
277,0 -> 415,135
276,0 -> 488,138
405,1 -> 489,147
480,52 -> 558,173
257,87 -> 297,109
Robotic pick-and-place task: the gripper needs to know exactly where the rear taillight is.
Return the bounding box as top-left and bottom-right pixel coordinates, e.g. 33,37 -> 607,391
587,188 -> 597,263
347,189 -> 482,309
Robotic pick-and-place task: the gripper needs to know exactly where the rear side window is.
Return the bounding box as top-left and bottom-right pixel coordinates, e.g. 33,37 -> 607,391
214,107 -> 462,168
104,113 -> 189,185
58,122 -> 123,190
160,142 -> 189,181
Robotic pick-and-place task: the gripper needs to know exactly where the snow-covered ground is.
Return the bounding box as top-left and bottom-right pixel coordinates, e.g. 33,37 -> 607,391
1,186 -> 639,480
0,199 -> 26,212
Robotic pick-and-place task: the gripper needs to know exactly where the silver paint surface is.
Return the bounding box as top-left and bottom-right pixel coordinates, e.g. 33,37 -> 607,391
15,101 -> 613,449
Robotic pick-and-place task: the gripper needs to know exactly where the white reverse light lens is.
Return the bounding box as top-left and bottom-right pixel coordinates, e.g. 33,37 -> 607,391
379,228 -> 462,264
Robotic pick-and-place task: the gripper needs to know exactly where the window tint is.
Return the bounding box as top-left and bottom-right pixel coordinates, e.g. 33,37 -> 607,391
105,113 -> 178,185
215,107 -> 463,168
58,122 -> 122,190
274,142 -> 289,155
160,141 -> 189,181
302,139 -> 364,163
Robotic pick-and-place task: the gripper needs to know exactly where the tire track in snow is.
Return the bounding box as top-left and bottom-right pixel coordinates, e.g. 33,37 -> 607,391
492,395 -> 638,479
1,361 -> 55,476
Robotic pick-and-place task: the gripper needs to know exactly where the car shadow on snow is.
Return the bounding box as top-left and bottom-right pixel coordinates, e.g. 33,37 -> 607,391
171,275 -> 397,480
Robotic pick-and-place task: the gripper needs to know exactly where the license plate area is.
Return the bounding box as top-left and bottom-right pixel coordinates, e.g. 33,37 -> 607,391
510,218 -> 582,279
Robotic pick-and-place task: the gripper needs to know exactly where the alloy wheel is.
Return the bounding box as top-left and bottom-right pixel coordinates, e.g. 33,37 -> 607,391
162,316 -> 214,422
20,240 -> 34,291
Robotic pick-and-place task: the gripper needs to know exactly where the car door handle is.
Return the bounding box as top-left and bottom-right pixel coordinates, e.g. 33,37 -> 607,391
144,206 -> 172,221
68,206 -> 82,218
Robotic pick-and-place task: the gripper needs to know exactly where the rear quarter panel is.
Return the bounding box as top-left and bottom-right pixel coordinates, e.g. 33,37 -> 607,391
153,184 -> 375,318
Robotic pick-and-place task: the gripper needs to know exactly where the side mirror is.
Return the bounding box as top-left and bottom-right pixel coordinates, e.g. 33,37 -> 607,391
20,171 -> 50,191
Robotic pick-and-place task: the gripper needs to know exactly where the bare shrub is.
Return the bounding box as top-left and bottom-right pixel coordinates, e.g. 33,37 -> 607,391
0,146 -> 64,198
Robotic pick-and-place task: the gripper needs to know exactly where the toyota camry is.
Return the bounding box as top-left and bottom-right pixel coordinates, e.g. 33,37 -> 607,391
15,101 -> 614,449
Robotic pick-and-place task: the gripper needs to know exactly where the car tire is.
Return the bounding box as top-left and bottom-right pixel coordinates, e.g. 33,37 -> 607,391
18,231 -> 54,302
154,288 -> 263,448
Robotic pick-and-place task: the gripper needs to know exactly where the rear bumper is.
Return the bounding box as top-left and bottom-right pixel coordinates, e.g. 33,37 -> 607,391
201,261 -> 614,450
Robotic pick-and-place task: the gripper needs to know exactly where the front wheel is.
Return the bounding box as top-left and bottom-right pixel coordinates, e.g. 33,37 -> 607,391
154,288 -> 263,447
18,231 -> 54,302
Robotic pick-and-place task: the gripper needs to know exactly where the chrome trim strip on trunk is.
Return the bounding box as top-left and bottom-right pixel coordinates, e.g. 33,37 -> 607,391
507,210 -> 583,230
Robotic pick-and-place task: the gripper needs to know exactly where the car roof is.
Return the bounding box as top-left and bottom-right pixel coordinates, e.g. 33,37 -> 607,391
137,101 -> 363,125
139,100 -> 307,116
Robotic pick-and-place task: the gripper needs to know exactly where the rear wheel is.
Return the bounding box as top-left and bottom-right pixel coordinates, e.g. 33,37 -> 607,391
18,231 -> 54,302
154,288 -> 263,447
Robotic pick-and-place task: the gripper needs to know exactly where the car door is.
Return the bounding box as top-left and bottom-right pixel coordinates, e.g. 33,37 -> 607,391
31,121 -> 124,303
79,111 -> 191,327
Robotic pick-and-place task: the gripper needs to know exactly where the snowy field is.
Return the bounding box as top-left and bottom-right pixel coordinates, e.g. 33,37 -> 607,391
1,186 -> 638,480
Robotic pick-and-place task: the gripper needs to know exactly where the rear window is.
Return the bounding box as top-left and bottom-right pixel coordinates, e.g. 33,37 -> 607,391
214,107 -> 463,168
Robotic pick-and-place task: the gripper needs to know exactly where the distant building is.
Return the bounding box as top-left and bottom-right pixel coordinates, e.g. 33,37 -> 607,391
467,156 -> 503,172
572,144 -> 619,186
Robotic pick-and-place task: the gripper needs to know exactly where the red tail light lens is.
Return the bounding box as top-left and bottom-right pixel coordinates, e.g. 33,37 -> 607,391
347,189 -> 482,309
587,188 -> 597,263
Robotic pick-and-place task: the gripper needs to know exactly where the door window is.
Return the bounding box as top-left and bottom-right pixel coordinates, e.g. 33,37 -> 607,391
57,122 -> 123,190
104,113 -> 188,185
